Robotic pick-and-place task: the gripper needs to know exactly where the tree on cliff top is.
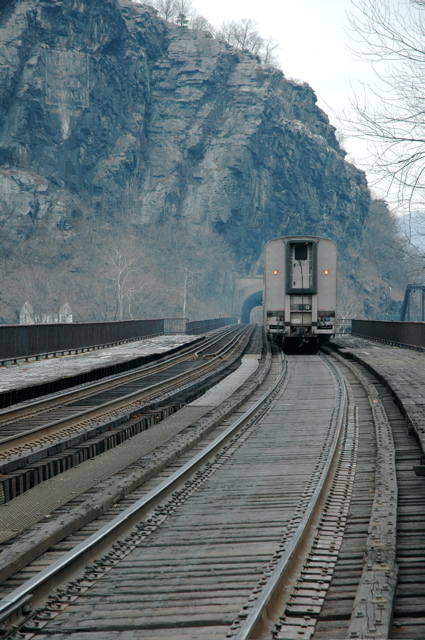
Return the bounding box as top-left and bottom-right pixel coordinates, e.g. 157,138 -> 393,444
136,0 -> 202,26
214,18 -> 280,64
214,19 -> 263,56
134,0 -> 279,65
347,0 -> 425,214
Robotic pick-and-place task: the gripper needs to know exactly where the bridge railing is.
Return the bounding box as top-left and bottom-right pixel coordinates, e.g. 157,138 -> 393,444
163,318 -> 187,334
0,319 -> 164,362
352,319 -> 425,349
0,317 -> 239,363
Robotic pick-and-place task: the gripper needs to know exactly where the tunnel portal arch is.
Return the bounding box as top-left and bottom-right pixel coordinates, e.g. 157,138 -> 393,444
241,290 -> 263,324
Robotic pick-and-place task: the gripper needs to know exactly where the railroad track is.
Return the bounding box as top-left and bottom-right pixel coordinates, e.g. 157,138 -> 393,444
0,325 -> 243,447
1,342 -> 422,639
309,347 -> 425,640
320,348 -> 425,640
0,347 -> 347,639
0,325 -> 271,635
0,325 -> 252,506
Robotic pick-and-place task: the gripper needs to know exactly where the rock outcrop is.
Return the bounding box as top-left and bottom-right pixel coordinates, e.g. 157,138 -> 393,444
0,0 -> 369,273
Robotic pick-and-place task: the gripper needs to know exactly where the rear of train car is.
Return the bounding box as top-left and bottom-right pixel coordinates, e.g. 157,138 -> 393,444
264,236 -> 337,353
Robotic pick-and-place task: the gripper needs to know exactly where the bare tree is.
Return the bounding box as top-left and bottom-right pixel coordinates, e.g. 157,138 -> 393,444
106,246 -> 150,321
346,0 -> 425,212
174,0 -> 192,25
133,2 -> 278,64
140,221 -> 236,319
233,18 -> 263,54
153,0 -> 178,21
138,0 -> 196,25
189,11 -> 213,32
4,265 -> 63,323
261,36 -> 280,65
214,18 -> 279,65
337,281 -> 365,325
215,18 -> 263,55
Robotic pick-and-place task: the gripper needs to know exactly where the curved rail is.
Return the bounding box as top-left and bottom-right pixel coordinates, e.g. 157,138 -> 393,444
0,325 -> 237,425
0,325 -> 249,454
234,352 -> 348,639
325,347 -> 398,639
0,346 -> 287,634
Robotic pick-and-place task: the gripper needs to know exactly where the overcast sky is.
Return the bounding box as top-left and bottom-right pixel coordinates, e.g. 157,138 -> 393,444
193,0 -> 382,191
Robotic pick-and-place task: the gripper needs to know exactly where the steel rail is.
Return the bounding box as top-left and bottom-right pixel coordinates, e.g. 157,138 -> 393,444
0,325 -> 249,452
234,352 -> 348,640
325,347 -> 398,639
0,344 -> 286,633
0,325 -> 238,425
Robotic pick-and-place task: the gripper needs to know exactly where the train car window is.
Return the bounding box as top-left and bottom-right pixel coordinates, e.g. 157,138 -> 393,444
286,241 -> 317,294
294,244 -> 308,261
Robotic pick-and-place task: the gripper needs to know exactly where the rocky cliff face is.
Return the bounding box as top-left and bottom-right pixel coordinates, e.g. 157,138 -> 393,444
0,0 -> 161,238
0,0 -> 375,323
0,0 -> 370,272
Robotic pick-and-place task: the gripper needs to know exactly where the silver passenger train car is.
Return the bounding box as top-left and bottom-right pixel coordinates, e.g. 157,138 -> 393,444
264,236 -> 337,353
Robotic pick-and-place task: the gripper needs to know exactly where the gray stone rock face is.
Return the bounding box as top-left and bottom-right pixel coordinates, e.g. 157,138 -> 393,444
0,0 -> 369,269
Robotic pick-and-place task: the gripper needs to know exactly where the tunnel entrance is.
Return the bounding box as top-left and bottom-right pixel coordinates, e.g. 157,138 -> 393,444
241,290 -> 263,324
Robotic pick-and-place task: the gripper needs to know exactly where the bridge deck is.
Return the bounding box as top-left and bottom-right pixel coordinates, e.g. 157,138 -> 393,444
331,335 -> 425,457
0,335 -> 196,397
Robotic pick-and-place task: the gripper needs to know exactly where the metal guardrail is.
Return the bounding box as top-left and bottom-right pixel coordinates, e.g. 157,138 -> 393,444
163,318 -> 187,334
0,319 -> 165,362
0,317 -> 239,363
352,319 -> 425,349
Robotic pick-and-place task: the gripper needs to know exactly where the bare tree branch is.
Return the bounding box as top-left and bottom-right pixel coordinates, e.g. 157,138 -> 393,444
345,0 -> 425,212
188,11 -> 212,31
